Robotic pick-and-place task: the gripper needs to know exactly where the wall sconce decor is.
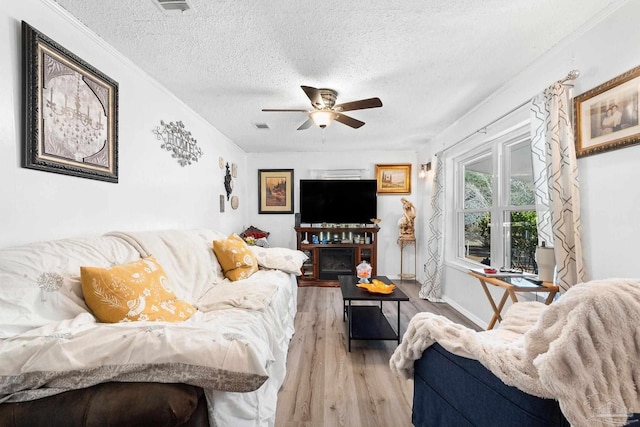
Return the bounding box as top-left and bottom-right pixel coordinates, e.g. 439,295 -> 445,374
152,120 -> 203,166
418,162 -> 432,179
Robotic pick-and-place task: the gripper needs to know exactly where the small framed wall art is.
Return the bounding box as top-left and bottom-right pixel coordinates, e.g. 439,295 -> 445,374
258,169 -> 294,214
574,64 -> 640,158
375,164 -> 412,194
22,22 -> 118,182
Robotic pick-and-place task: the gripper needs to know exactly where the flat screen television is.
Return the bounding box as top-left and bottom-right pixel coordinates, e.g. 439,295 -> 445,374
299,179 -> 377,224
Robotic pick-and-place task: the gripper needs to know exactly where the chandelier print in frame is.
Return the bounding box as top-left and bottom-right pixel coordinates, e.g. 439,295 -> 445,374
22,21 -> 118,183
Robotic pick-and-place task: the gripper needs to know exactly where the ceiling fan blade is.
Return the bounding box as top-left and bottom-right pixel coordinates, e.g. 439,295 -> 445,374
261,109 -> 308,112
297,118 -> 313,130
334,97 -> 383,112
335,113 -> 365,129
301,86 -> 325,108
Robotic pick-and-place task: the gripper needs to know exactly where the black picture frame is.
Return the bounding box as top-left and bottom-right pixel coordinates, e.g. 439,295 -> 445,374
22,21 -> 119,182
258,169 -> 294,214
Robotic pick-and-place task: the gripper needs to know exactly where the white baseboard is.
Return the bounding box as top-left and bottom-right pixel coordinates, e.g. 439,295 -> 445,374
441,295 -> 487,330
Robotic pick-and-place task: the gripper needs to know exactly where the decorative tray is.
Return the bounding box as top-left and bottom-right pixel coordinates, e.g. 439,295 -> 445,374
356,279 -> 396,294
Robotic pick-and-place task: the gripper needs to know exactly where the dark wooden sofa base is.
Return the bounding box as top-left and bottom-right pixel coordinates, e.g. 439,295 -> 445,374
0,382 -> 209,427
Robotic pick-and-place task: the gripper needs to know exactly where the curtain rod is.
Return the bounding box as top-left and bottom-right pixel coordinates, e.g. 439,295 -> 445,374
441,69 -> 580,154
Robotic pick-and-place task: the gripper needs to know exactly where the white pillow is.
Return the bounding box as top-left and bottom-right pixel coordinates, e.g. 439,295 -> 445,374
248,246 -> 308,275
254,237 -> 270,248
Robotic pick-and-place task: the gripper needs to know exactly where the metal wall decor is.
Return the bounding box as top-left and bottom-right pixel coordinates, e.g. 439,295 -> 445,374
224,162 -> 234,200
152,120 -> 203,166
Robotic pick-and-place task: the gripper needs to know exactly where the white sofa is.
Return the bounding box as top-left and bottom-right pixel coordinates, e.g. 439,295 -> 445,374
0,229 -> 305,427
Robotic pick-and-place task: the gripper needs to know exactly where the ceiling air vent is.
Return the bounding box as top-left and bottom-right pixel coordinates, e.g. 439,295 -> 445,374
254,123 -> 270,130
153,0 -> 193,14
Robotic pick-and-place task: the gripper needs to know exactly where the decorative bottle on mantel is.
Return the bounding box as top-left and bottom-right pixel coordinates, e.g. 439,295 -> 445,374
535,241 -> 555,283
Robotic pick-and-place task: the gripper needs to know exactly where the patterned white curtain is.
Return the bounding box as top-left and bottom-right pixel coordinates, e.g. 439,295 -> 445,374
530,82 -> 586,292
419,153 -> 445,302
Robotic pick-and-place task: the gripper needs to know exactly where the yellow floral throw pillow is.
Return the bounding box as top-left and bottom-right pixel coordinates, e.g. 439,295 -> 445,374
80,257 -> 196,323
212,234 -> 259,281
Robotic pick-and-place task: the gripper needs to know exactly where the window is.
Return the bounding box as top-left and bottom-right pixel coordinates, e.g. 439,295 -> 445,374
456,133 -> 538,272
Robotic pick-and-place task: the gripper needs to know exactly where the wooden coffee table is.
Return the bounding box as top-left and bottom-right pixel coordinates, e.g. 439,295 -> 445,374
338,275 -> 410,352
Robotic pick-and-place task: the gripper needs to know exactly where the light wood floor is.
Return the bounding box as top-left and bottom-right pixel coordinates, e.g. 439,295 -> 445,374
275,280 -> 480,427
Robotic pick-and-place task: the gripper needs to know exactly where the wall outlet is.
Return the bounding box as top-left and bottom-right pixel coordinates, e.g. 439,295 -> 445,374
423,263 -> 427,272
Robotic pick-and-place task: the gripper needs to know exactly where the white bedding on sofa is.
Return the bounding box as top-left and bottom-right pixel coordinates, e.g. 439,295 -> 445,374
0,235 -> 140,339
0,229 -> 303,427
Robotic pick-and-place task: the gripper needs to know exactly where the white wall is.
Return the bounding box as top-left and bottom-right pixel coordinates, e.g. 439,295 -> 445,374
0,0 -> 247,248
246,150 -> 419,279
4,0 -> 636,329
420,0 -> 640,327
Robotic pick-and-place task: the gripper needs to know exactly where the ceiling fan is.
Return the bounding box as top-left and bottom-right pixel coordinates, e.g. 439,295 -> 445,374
262,86 -> 383,130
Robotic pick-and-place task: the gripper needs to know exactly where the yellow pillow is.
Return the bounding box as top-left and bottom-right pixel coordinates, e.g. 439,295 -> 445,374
212,234 -> 259,281
80,257 -> 196,323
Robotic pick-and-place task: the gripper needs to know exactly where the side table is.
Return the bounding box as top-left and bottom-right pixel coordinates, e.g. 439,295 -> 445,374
468,270 -> 559,330
398,237 -> 416,279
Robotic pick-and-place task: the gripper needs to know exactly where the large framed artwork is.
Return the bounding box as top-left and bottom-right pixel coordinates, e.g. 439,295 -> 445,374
375,163 -> 412,194
574,64 -> 640,158
258,169 -> 294,214
22,21 -> 119,182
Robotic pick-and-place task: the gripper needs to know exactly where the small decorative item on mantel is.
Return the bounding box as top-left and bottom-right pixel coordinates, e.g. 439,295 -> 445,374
356,261 -> 372,284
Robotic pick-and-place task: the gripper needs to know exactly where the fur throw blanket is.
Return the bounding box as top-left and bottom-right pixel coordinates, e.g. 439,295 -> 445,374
390,279 -> 640,427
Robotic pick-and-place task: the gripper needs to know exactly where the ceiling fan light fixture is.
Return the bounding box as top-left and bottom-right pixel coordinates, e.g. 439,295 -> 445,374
263,86 -> 381,130
310,110 -> 337,128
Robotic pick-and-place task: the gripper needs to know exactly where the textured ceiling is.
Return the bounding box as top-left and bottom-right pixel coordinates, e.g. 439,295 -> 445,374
53,0 -> 619,153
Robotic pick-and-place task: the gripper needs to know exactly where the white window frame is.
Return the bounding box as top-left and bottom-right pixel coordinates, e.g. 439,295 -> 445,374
453,126 -> 534,269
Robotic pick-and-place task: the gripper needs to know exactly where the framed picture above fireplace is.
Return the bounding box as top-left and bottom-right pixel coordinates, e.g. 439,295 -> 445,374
375,164 -> 411,194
